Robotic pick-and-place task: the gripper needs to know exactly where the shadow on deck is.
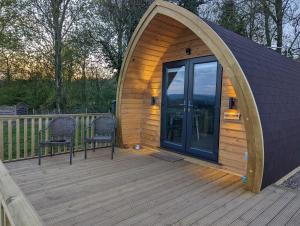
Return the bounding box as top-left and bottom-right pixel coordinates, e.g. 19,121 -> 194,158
4,148 -> 300,226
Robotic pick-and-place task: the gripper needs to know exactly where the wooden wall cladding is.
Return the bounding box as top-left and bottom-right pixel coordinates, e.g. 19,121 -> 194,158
120,15 -> 247,175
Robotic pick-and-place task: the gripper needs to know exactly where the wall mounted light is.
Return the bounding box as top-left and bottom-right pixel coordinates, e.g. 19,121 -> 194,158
186,48 -> 191,55
151,96 -> 158,106
224,97 -> 240,120
229,97 -> 238,109
224,110 -> 241,120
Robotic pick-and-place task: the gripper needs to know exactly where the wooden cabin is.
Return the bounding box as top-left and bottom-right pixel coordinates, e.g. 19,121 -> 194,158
116,0 -> 300,192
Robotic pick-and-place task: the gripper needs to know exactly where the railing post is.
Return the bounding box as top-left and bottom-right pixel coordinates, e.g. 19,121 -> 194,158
7,120 -> 12,161
0,120 -> 3,160
75,117 -> 79,150
85,116 -> 90,148
0,194 -> 3,226
45,118 -> 49,155
31,118 -> 35,157
38,118 -> 42,155
81,116 -> 84,149
16,119 -> 20,160
24,119 -> 28,158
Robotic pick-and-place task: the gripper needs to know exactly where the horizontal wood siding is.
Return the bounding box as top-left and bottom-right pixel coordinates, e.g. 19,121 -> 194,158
219,71 -> 247,175
141,27 -> 213,147
121,15 -> 247,175
120,15 -> 186,147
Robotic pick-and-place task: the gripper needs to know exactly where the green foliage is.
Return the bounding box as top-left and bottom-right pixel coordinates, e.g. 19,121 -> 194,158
90,0 -> 153,76
171,0 -> 206,14
0,78 -> 116,113
218,0 -> 247,36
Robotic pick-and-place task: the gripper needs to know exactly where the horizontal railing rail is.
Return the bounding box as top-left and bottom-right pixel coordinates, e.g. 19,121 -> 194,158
0,113 -> 111,162
0,161 -> 44,226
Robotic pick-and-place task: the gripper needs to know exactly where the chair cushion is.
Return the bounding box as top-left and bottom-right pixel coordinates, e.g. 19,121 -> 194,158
40,139 -> 71,146
86,135 -> 112,142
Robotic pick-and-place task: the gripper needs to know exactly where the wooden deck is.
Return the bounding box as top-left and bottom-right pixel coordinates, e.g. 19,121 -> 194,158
4,148 -> 300,226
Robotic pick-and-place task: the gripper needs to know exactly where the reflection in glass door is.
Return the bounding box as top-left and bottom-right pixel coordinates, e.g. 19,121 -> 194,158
187,59 -> 221,161
161,61 -> 187,152
161,56 -> 221,162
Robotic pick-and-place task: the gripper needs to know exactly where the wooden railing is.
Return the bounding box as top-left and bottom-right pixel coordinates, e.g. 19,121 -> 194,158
0,113 -> 109,162
0,161 -> 43,226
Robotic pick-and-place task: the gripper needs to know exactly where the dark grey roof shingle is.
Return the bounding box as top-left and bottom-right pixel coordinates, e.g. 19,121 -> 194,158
206,20 -> 300,188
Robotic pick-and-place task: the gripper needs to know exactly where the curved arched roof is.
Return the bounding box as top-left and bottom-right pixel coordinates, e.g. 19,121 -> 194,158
116,0 -> 300,192
206,20 -> 300,188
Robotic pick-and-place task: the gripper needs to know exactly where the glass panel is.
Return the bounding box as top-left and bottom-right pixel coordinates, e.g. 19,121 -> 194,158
165,66 -> 185,145
191,62 -> 218,151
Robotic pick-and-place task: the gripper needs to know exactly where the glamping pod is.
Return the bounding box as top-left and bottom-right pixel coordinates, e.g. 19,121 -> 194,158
116,0 -> 300,192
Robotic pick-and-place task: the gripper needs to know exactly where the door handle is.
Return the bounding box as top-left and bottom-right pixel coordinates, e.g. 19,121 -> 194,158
188,101 -> 193,112
179,101 -> 187,112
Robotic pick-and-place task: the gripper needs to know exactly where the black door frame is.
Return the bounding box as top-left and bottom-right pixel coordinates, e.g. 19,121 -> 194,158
160,55 -> 222,162
186,56 -> 222,162
161,59 -> 189,152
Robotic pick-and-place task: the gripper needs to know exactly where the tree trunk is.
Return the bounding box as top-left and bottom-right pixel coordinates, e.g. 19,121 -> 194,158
262,0 -> 272,47
54,32 -> 63,113
81,59 -> 87,111
52,0 -> 64,113
275,0 -> 283,54
5,56 -> 11,81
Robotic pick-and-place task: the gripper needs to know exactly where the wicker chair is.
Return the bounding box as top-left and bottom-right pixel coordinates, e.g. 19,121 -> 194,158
38,117 -> 76,165
84,114 -> 116,160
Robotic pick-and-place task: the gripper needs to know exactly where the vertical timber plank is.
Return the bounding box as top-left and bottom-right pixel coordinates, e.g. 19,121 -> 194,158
31,118 -> 35,157
23,119 -> 28,158
45,118 -> 49,155
0,120 -> 3,160
75,116 -> 79,150
81,116 -> 84,148
86,116 -> 90,148
7,120 -> 12,161
16,119 -> 20,160
91,116 -> 95,147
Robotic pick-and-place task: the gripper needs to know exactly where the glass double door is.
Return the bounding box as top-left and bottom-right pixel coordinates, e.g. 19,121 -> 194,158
161,56 -> 222,162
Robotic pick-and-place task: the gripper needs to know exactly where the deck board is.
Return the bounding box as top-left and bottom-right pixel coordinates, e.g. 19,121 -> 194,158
4,148 -> 300,226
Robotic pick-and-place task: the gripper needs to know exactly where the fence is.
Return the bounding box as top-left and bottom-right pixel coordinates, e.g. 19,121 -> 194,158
0,113 -> 110,162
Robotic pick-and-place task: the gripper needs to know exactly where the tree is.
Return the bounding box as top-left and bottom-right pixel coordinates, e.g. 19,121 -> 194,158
90,0 -> 152,78
25,0 -> 87,113
218,0 -> 247,36
285,2 -> 300,58
170,0 -> 208,15
0,0 -> 24,81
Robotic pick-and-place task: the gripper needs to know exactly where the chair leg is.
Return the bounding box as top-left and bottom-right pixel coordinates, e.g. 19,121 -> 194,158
84,142 -> 87,159
38,145 -> 41,165
70,146 -> 73,165
93,142 -> 96,152
111,143 -> 114,160
51,147 -> 53,157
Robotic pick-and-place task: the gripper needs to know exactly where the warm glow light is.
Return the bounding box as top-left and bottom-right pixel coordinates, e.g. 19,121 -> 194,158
224,109 -> 241,120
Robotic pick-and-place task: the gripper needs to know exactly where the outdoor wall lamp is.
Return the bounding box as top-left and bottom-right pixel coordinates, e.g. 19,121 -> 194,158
186,48 -> 191,55
151,96 -> 159,106
224,97 -> 240,120
229,97 -> 238,109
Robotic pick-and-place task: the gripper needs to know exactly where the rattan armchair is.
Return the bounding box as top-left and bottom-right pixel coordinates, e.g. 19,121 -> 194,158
38,117 -> 76,165
84,114 -> 116,160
